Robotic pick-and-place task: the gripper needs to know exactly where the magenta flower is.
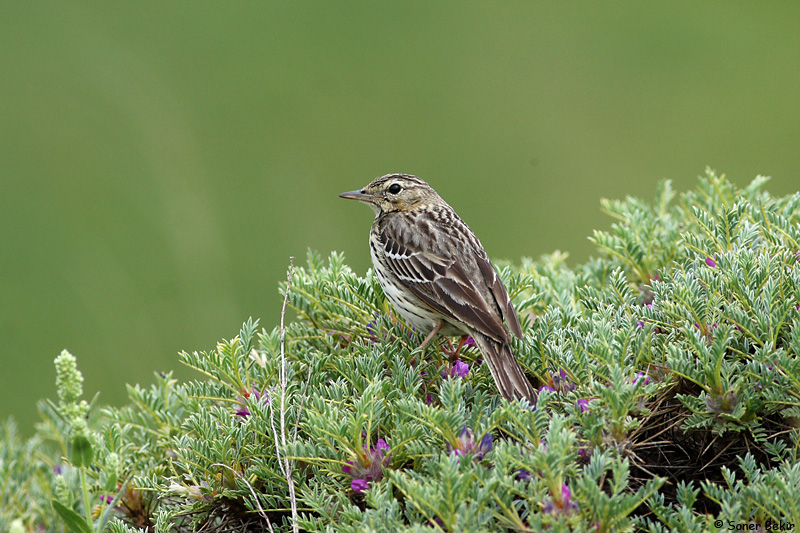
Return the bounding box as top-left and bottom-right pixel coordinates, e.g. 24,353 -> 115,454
342,438 -> 391,492
539,369 -> 575,395
553,369 -> 575,393
693,321 -> 718,338
441,359 -> 470,380
234,387 -> 269,418
576,398 -> 592,413
376,438 -> 390,454
705,256 -> 717,268
543,484 -> 579,516
350,478 -> 369,494
632,372 -> 650,386
451,360 -> 469,379
447,426 -> 493,460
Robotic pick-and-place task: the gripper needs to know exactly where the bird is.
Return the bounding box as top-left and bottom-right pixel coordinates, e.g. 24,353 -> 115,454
339,173 -> 536,402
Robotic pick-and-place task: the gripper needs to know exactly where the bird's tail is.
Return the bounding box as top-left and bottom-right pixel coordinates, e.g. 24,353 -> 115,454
473,333 -> 536,402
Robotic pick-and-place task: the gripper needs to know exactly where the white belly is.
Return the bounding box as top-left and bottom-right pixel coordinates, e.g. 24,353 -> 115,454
371,247 -> 464,337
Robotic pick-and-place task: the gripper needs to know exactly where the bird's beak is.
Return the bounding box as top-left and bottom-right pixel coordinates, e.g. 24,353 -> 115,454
339,189 -> 377,202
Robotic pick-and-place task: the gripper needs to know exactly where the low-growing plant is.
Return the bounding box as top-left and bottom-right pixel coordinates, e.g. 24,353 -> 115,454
2,169 -> 799,532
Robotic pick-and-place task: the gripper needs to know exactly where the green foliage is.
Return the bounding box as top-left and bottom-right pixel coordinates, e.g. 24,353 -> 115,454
0,419 -> 59,531
2,169 -> 799,532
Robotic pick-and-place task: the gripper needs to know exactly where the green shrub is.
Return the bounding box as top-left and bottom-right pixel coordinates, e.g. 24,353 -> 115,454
2,169 -> 799,532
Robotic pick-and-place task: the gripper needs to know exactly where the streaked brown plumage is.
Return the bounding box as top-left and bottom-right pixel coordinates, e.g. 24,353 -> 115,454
339,173 -> 536,402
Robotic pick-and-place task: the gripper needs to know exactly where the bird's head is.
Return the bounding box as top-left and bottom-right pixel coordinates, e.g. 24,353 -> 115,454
339,174 -> 439,216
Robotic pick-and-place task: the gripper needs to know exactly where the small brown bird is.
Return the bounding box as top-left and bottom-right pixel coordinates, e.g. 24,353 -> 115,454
339,174 -> 536,402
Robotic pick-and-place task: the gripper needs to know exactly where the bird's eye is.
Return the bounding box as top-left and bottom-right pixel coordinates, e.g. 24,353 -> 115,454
388,183 -> 402,194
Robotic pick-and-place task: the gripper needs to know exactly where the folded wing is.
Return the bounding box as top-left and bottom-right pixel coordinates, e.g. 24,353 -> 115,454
378,214 -> 522,343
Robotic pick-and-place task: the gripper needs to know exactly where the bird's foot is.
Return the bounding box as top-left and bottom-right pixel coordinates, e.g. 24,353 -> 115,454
441,334 -> 471,365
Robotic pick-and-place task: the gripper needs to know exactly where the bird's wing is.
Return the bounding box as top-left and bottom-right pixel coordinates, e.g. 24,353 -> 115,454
378,213 -> 520,342
475,247 -> 523,339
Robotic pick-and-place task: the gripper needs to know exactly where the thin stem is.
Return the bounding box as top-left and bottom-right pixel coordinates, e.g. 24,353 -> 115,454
280,257 -> 299,533
80,467 -> 93,531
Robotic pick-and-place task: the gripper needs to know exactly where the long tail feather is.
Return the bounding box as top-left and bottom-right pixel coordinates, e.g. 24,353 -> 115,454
473,333 -> 536,402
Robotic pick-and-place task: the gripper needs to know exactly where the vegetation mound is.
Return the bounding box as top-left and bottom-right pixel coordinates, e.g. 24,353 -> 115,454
3,170 -> 799,532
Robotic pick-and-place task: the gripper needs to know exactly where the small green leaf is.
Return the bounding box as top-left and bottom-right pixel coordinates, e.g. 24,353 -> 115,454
71,435 -> 94,467
51,499 -> 93,533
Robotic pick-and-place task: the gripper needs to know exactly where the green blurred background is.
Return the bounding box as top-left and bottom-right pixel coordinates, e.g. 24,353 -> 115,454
1,2 -> 798,434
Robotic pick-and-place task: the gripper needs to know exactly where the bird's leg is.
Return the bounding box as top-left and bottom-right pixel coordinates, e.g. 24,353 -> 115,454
448,334 -> 470,365
408,320 -> 444,365
419,321 -> 444,350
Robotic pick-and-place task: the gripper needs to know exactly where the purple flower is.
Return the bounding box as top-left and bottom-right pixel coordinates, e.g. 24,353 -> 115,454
100,495 -> 114,505
543,484 -> 578,516
636,320 -> 646,329
553,369 -> 575,393
576,398 -> 591,413
376,438 -> 389,454
351,478 -> 370,493
540,369 -> 575,395
451,360 -> 470,379
441,359 -> 470,380
705,256 -> 717,268
477,433 -> 493,458
632,372 -> 650,386
234,387 -> 270,418
516,469 -> 533,481
694,322 -> 718,338
447,426 -> 493,460
342,438 -> 391,489
463,336 -> 475,347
